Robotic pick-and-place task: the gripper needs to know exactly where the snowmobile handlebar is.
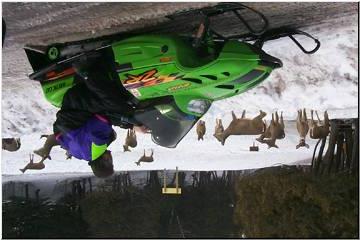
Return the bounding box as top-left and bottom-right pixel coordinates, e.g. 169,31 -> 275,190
170,3 -> 269,47
254,28 -> 321,54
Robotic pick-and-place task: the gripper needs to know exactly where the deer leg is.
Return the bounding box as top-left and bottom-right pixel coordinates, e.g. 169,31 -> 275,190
231,111 -> 237,120
30,153 -> 34,164
310,109 -> 316,127
324,110 -> 329,127
315,110 -> 322,125
275,111 -> 279,124
34,134 -> 59,160
303,108 -> 307,122
280,111 -> 284,127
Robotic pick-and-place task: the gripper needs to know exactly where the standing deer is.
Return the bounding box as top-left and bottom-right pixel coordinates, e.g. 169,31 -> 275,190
2,138 -> 21,152
257,112 -> 285,148
19,154 -> 46,173
214,110 -> 267,145
123,129 -> 137,152
309,110 -> 330,139
213,118 -> 224,140
135,149 -> 154,166
296,108 -> 310,149
196,120 -> 206,141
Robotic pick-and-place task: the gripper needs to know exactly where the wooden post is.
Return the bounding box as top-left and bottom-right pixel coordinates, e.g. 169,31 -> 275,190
326,121 -> 338,174
175,167 -> 179,193
163,169 -> 167,192
311,139 -> 322,170
315,138 -> 326,175
334,133 -> 344,173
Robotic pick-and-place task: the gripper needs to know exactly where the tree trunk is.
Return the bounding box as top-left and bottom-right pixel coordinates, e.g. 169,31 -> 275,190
351,119 -> 359,175
326,121 -> 338,174
334,133 -> 344,173
311,139 -> 322,170
315,138 -> 327,175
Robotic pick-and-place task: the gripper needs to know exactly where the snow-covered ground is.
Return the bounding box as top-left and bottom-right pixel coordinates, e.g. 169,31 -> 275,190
2,15 -> 358,176
3,120 -> 320,176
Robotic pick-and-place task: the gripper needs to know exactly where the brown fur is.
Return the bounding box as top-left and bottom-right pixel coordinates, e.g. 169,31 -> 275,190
213,118 -> 224,140
135,149 -> 154,166
215,110 -> 267,145
296,109 -> 310,149
257,111 -> 285,144
257,111 -> 285,148
2,138 -> 21,152
19,154 -> 45,173
123,129 -> 137,152
196,120 -> 206,141
309,110 -> 330,139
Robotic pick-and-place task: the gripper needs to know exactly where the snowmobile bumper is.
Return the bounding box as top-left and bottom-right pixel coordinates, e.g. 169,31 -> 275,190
259,51 -> 283,69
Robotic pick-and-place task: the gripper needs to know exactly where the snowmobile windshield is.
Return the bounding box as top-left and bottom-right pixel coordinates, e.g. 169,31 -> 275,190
133,103 -> 199,148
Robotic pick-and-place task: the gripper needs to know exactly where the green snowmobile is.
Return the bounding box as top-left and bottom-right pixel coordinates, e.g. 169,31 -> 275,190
25,3 -> 320,148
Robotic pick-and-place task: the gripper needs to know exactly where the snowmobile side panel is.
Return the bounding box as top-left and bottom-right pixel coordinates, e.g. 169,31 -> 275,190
41,76 -> 75,107
111,35 -> 274,115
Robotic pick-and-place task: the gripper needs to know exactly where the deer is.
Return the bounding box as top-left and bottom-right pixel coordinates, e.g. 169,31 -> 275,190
214,110 -> 267,145
309,110 -> 330,139
19,154 -> 46,173
257,111 -> 285,148
135,149 -> 154,166
33,134 -> 60,160
123,129 -> 137,152
296,108 -> 310,149
2,138 -> 21,152
213,118 -> 224,140
256,111 -> 285,143
196,120 -> 206,141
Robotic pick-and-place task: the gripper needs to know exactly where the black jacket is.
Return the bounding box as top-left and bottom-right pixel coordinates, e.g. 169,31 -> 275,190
53,48 -> 140,134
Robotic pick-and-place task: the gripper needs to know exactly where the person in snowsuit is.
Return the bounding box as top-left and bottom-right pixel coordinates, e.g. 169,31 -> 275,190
34,47 -> 148,178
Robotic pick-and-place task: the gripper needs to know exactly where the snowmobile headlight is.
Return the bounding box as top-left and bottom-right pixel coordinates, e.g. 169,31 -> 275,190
187,99 -> 211,115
